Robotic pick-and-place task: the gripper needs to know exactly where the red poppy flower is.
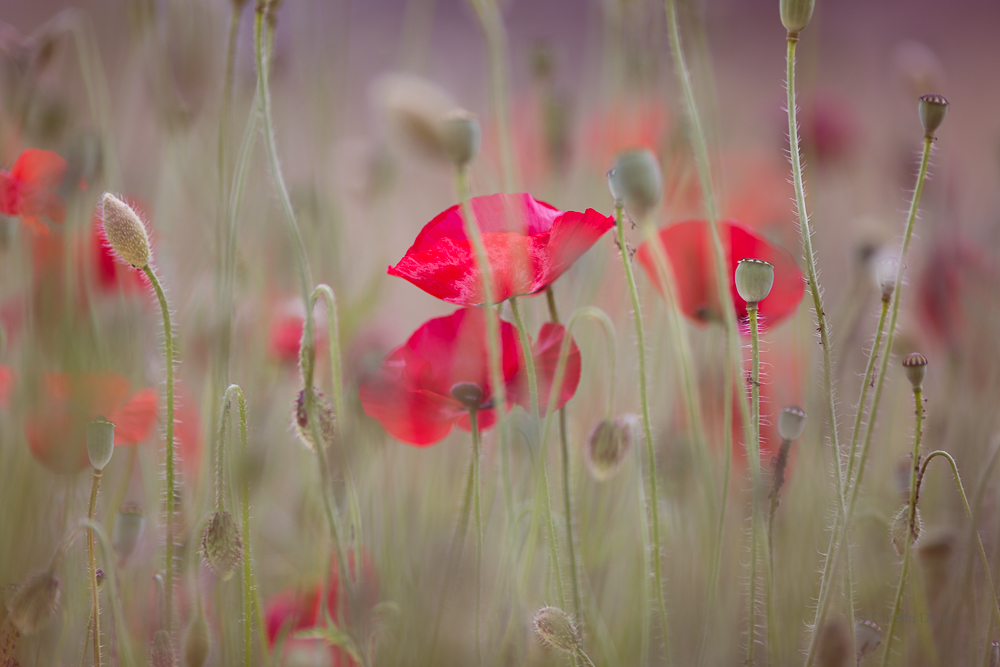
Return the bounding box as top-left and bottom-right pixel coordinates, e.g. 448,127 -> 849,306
387,193 -> 614,306
0,148 -> 67,235
24,372 -> 158,474
359,307 -> 581,446
267,298 -> 328,365
917,238 -> 997,351
0,364 -> 12,408
636,219 -> 805,329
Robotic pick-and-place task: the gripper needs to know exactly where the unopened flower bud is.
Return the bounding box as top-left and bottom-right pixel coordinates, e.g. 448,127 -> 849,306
150,629 -> 177,667
874,253 -> 898,301
855,619 -> 882,660
533,606 -> 583,656
735,258 -> 775,306
86,417 -> 115,470
901,352 -> 928,391
441,109 -> 481,167
918,94 -> 949,138
292,387 -> 336,451
101,193 -> 152,268
113,503 -> 146,563
889,504 -> 922,555
780,0 -> 816,35
778,405 -> 807,442
606,168 -> 624,207
199,511 -> 242,580
613,149 -> 662,216
6,569 -> 61,635
585,416 -> 636,481
372,73 -> 454,161
183,607 -> 211,667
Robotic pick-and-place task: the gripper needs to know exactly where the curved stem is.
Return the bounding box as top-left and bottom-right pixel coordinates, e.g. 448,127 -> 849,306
143,265 -> 176,633
470,410 -> 484,667
87,469 -> 102,667
614,204 -> 671,663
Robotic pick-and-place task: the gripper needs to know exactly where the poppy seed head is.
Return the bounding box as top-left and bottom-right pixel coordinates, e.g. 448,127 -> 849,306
918,94 -> 949,138
450,382 -> 484,410
613,149 -> 662,216
441,108 -> 481,167
778,405 -> 807,442
86,416 -> 115,471
113,503 -> 145,563
902,352 -> 928,391
780,0 -> 815,35
101,193 -> 152,268
735,258 -> 775,306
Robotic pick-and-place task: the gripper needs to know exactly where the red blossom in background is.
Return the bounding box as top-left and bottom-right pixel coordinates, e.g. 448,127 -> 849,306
0,148 -> 67,235
0,365 -> 11,408
23,372 -> 158,474
387,193 -> 614,306
917,238 -> 998,351
359,307 -> 581,446
636,219 -> 805,330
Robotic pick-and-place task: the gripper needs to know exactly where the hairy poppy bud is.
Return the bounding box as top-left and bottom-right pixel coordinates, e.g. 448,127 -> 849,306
199,511 -> 242,580
533,606 -> 583,656
441,109 -> 481,167
889,504 -> 922,555
855,619 -> 882,660
6,569 -> 61,635
150,629 -> 177,667
292,387 -> 336,451
613,149 -> 662,216
901,352 -> 928,391
777,405 -> 807,441
780,0 -> 815,35
735,258 -> 775,306
113,503 -> 146,563
918,94 -> 949,139
874,253 -> 898,301
585,416 -> 636,481
184,607 -> 211,667
86,416 -> 115,471
101,193 -> 152,268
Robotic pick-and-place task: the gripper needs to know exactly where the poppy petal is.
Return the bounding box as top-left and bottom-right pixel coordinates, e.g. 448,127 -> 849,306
11,148 -> 67,189
509,323 -> 581,414
360,362 -> 462,446
110,388 -> 159,445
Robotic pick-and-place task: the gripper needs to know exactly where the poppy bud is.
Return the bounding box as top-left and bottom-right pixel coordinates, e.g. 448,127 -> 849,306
199,511 -> 242,580
86,416 -> 115,471
777,405 -> 807,441
918,94 -> 949,139
855,620 -> 882,660
183,606 -> 211,667
613,149 -> 662,216
533,606 -> 583,656
901,352 -> 928,391
874,253 -> 898,301
101,193 -> 152,268
372,73 -> 454,161
735,258 -> 775,306
441,109 -> 481,168
889,504 -> 922,555
606,168 -> 624,207
113,503 -> 146,563
6,569 -> 61,635
584,416 -> 636,481
150,629 -> 178,667
816,619 -> 849,667
780,0 -> 815,35
292,387 -> 336,451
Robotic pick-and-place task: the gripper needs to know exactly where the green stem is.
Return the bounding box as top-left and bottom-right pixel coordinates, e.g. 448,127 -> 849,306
508,297 -> 539,418
470,410 -> 484,667
614,204 -> 671,663
747,306 -> 762,666
845,298 -> 891,488
87,469 -> 102,667
78,519 -> 135,667
879,386 -> 923,667
311,285 -> 346,433
143,265 -> 176,634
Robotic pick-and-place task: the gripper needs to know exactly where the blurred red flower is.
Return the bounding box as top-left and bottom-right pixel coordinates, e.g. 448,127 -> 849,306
582,94 -> 671,170
387,193 -> 614,306
917,238 -> 997,350
24,372 -> 158,474
636,219 -> 805,329
359,307 -> 581,446
0,365 -> 11,408
0,148 -> 67,235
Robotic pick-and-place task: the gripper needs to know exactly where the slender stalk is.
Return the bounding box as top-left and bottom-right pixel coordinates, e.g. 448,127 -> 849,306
143,265 -> 176,633
879,385 -> 924,667
747,306 -> 763,666
508,297 -> 539,418
614,204 -> 671,663
311,285 -> 346,432
470,410 -> 484,667
78,519 -> 135,667
845,297 -> 891,486
87,469 -> 103,667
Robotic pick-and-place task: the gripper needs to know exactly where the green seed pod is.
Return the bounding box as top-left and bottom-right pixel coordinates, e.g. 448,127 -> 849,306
199,511 -> 243,580
735,258 -> 775,306
292,387 -> 336,451
780,0 -> 816,35
533,606 -> 582,656
440,108 -> 481,168
889,504 -> 923,555
901,352 -> 928,391
918,94 -> 949,139
6,569 -> 61,635
150,629 -> 178,667
613,149 -> 662,217
584,416 -> 636,481
86,416 -> 115,471
183,606 -> 211,667
113,503 -> 146,563
777,405 -> 807,442
854,619 -> 882,661
102,193 -> 152,268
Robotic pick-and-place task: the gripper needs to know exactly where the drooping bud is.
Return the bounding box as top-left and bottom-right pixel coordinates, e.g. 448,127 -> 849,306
113,503 -> 146,563
735,258 -> 775,306
777,405 -> 807,441
918,94 -> 949,139
780,0 -> 816,35
292,387 -> 336,451
150,629 -> 178,667
889,504 -> 923,555
440,109 -> 481,168
901,352 -> 928,391
6,569 -> 61,635
86,416 -> 115,471
874,253 -> 898,301
183,605 -> 211,667
533,606 -> 583,656
584,416 -> 636,481
101,193 -> 152,268
613,149 -> 662,217
855,620 -> 882,661
199,511 -> 243,580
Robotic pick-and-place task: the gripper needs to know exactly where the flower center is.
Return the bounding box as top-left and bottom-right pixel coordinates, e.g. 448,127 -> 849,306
450,382 -> 484,410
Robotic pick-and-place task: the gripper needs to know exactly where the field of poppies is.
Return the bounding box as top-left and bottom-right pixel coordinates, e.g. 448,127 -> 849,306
1,0 -> 998,666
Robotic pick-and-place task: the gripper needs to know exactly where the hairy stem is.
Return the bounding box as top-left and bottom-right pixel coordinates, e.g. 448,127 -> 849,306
747,306 -> 763,666
470,410 -> 484,667
87,469 -> 102,667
